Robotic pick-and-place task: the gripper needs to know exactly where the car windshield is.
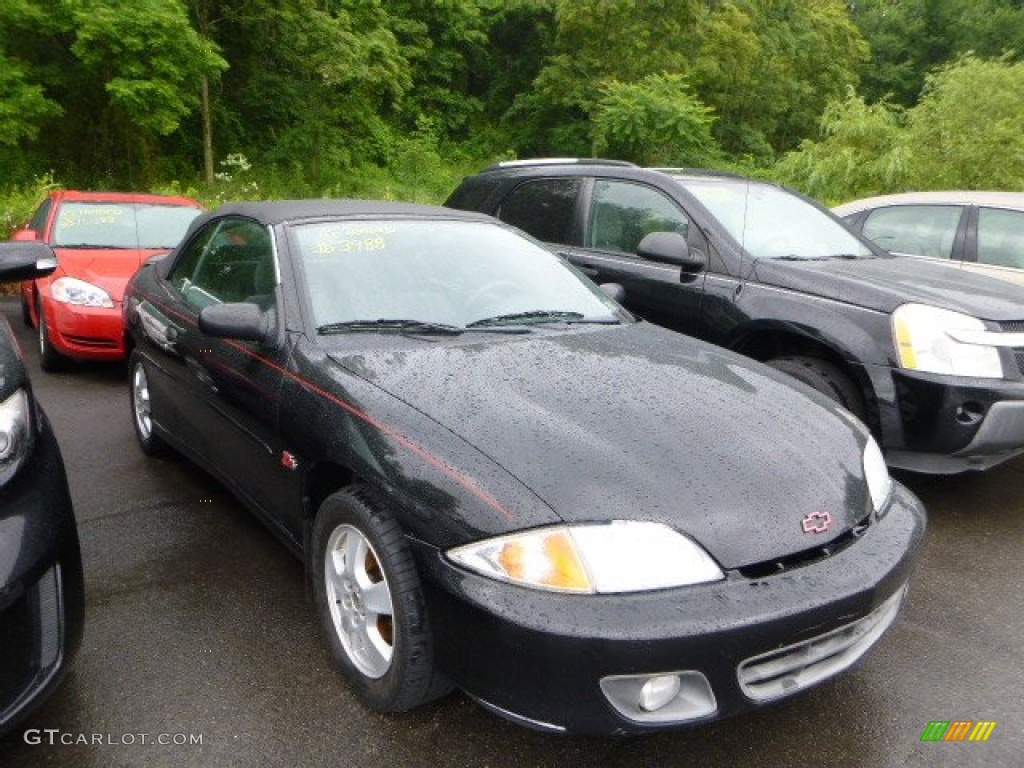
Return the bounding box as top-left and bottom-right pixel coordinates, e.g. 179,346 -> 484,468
674,177 -> 874,261
52,202 -> 202,249
290,219 -> 625,330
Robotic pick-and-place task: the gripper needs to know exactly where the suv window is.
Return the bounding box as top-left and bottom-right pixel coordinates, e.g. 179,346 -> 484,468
977,207 -> 1024,269
170,218 -> 275,311
588,180 -> 689,254
862,205 -> 963,259
498,178 -> 581,244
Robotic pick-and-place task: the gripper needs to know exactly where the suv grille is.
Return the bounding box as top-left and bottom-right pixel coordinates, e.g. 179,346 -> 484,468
997,322 -> 1024,375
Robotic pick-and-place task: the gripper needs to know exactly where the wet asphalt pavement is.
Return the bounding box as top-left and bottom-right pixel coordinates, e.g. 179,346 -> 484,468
0,297 -> 1020,768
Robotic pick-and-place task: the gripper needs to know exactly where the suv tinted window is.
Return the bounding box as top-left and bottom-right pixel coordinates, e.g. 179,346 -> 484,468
498,178 -> 581,244
588,180 -> 688,254
862,205 -> 962,259
977,207 -> 1024,269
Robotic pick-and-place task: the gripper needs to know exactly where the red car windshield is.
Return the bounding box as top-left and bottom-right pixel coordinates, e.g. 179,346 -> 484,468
52,202 -> 201,249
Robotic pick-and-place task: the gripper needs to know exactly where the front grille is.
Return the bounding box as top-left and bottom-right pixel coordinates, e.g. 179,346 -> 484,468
63,335 -> 117,349
0,566 -> 64,723
996,322 -> 1024,375
737,586 -> 906,702
738,514 -> 872,579
0,592 -> 36,709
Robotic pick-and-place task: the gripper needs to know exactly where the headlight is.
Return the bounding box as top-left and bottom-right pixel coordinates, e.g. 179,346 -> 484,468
0,389 -> 33,484
51,277 -> 114,308
863,435 -> 892,514
448,521 -> 725,593
892,303 -> 1002,378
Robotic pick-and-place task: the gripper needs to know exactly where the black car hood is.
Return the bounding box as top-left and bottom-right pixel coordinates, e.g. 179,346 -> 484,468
326,324 -> 872,570
751,255 -> 1024,320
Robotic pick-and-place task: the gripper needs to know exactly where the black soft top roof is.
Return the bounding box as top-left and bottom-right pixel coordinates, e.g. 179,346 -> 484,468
190,198 -> 495,230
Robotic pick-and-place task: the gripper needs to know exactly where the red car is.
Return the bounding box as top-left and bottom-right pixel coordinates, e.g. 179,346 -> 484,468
14,190 -> 203,370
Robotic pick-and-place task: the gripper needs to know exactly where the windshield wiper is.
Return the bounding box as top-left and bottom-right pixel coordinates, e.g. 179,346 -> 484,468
466,310 -> 589,328
318,319 -> 464,336
773,253 -> 865,262
56,244 -> 136,249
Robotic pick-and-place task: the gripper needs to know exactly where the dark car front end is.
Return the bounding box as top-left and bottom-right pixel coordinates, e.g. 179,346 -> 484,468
0,243 -> 84,736
0,403 -> 84,736
324,321 -> 927,735
413,481 -> 922,734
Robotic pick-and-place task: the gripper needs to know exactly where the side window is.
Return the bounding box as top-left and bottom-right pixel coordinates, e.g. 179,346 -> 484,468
977,207 -> 1024,269
169,218 -> 275,311
588,181 -> 689,255
497,178 -> 581,245
862,205 -> 962,259
30,199 -> 53,236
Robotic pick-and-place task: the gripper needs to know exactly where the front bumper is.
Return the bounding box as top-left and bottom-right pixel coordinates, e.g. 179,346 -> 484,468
866,364 -> 1024,473
412,482 -> 926,735
43,298 -> 125,361
0,413 -> 84,736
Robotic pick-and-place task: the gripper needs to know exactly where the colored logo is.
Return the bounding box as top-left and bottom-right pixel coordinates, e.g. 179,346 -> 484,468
920,721 -> 997,742
800,510 -> 833,534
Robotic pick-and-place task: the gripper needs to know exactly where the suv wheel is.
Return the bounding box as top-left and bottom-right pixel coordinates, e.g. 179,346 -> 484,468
767,356 -> 866,421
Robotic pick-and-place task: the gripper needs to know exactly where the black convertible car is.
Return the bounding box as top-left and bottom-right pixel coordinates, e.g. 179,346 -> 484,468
123,200 -> 926,735
0,242 -> 84,737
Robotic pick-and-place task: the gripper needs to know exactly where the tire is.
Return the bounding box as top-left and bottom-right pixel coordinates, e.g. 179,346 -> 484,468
21,293 -> 32,327
37,302 -> 68,372
129,352 -> 170,456
312,486 -> 450,712
767,355 -> 867,421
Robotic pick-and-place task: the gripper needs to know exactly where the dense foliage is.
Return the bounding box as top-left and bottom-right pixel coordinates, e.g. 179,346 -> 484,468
2,0 -> 1024,224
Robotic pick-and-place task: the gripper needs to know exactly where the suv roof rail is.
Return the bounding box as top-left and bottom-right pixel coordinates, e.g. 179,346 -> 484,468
650,167 -> 748,180
483,158 -> 639,172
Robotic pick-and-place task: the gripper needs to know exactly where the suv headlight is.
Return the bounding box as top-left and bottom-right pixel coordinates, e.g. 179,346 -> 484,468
51,276 -> 114,308
0,389 -> 33,485
448,521 -> 725,593
892,303 -> 1002,378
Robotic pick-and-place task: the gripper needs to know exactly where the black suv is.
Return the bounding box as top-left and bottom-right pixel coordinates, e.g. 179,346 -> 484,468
446,160 -> 1024,474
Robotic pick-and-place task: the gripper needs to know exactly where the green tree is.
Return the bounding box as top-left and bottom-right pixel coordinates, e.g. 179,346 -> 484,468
904,55 -> 1024,189
591,73 -> 719,165
776,56 -> 1024,202
691,0 -> 868,159
774,90 -> 910,203
852,0 -> 1024,105
0,1 -> 61,148
208,0 -> 409,187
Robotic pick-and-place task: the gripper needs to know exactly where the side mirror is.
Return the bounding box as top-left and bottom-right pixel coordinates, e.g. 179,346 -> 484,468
637,232 -> 706,280
199,302 -> 273,345
11,229 -> 39,242
599,283 -> 625,302
145,251 -> 172,266
0,241 -> 58,282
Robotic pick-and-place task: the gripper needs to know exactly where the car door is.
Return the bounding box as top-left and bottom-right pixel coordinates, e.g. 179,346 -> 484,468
572,178 -> 707,332
966,206 -> 1024,286
858,204 -> 967,263
160,217 -> 292,538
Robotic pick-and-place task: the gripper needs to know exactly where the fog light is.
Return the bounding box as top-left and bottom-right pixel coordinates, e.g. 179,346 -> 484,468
639,674 -> 681,712
601,670 -> 717,724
